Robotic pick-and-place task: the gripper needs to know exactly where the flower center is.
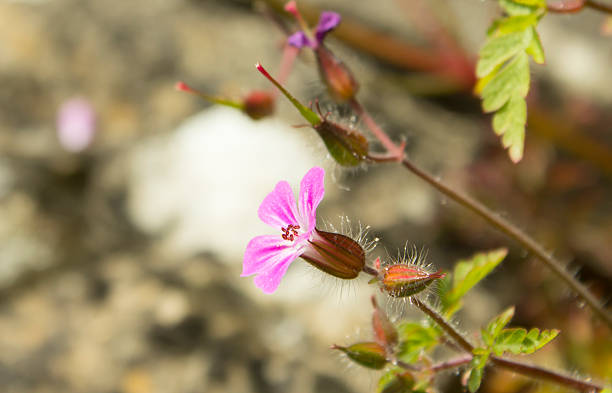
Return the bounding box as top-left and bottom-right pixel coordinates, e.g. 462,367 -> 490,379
281,224 -> 301,242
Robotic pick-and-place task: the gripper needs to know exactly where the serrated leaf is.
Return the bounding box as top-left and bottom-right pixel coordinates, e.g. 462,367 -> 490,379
396,322 -> 440,363
474,62 -> 502,95
526,27 -> 545,64
482,52 -> 530,112
492,94 -> 526,162
476,29 -> 532,78
496,15 -> 539,35
493,327 -> 559,355
443,249 -> 508,314
483,306 -> 515,346
493,328 -> 527,355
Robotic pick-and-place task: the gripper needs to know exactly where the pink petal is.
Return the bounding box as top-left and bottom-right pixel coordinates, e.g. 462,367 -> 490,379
298,166 -> 325,232
258,181 -> 300,229
315,11 -> 341,43
242,235 -> 301,294
287,31 -> 314,49
253,255 -> 295,293
242,235 -> 296,276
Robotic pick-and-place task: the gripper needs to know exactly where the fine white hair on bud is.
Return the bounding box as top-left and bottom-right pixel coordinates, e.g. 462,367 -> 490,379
322,216 -> 379,255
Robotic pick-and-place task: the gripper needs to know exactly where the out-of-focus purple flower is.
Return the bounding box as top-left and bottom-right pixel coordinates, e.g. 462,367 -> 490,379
57,98 -> 96,152
287,11 -> 341,49
242,166 -> 366,293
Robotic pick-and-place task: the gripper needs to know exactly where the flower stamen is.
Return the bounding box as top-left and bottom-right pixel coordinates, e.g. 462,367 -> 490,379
281,224 -> 301,241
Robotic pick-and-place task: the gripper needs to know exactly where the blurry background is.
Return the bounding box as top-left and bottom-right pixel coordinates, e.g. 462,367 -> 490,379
0,0 -> 610,392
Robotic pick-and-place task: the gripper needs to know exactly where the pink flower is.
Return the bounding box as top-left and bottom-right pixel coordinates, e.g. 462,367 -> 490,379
242,167 -> 325,293
287,11 -> 341,49
57,98 -> 96,152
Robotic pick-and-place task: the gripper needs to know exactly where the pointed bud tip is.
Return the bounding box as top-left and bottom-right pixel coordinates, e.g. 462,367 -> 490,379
284,1 -> 298,15
175,81 -> 192,92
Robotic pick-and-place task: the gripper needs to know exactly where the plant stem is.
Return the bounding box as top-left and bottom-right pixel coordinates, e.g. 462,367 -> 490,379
349,98 -> 405,160
430,354 -> 473,372
491,356 -> 603,393
548,0 -> 612,14
401,157 -> 612,328
412,298 -> 474,352
411,298 -> 603,392
355,90 -> 610,326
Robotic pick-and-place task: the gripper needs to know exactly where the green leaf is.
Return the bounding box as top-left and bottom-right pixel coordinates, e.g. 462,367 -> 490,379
499,0 -> 540,15
526,27 -> 545,64
492,327 -> 559,355
495,15 -> 539,35
482,306 -> 515,346
476,29 -> 532,78
492,94 -> 526,162
467,351 -> 490,393
482,52 -> 530,112
377,368 -> 416,393
442,249 -> 508,316
468,367 -> 483,393
512,0 -> 545,6
396,322 -> 440,363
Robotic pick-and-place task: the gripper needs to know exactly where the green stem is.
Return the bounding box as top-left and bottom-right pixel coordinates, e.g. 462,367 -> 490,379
410,298 -> 603,392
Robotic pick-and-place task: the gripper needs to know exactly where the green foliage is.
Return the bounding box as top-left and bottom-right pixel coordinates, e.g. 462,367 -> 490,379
482,306 -> 515,347
439,249 -> 508,317
492,327 -> 559,356
396,322 -> 440,363
467,349 -> 490,393
476,0 -> 546,162
377,368 -> 415,393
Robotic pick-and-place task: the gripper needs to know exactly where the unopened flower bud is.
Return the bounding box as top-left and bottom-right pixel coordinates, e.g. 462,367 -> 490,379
315,44 -> 359,102
314,118 -> 368,166
255,63 -> 368,166
332,342 -> 387,369
301,229 -> 365,279
381,264 -> 445,298
372,296 -> 398,349
243,90 -> 275,120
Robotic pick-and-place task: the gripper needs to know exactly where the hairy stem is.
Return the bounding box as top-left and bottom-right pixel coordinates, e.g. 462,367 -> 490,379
430,355 -> 473,372
401,157 -> 611,328
350,94 -> 610,327
349,98 -> 405,160
412,298 -> 474,352
411,298 -> 603,392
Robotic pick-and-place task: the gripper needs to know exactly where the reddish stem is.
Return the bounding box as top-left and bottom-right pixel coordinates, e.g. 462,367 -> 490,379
349,98 -> 405,161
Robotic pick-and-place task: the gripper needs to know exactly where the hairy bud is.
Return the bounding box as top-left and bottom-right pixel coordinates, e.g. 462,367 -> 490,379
301,229 -> 365,279
381,264 -> 445,298
315,45 -> 359,102
314,118 -> 368,166
333,342 -> 387,369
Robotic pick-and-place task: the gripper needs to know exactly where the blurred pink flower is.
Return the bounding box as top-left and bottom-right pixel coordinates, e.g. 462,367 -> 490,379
242,167 -> 325,293
287,11 -> 341,49
57,98 -> 96,152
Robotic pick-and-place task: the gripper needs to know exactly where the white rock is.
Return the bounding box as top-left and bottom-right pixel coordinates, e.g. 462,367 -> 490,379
127,106 -> 323,262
